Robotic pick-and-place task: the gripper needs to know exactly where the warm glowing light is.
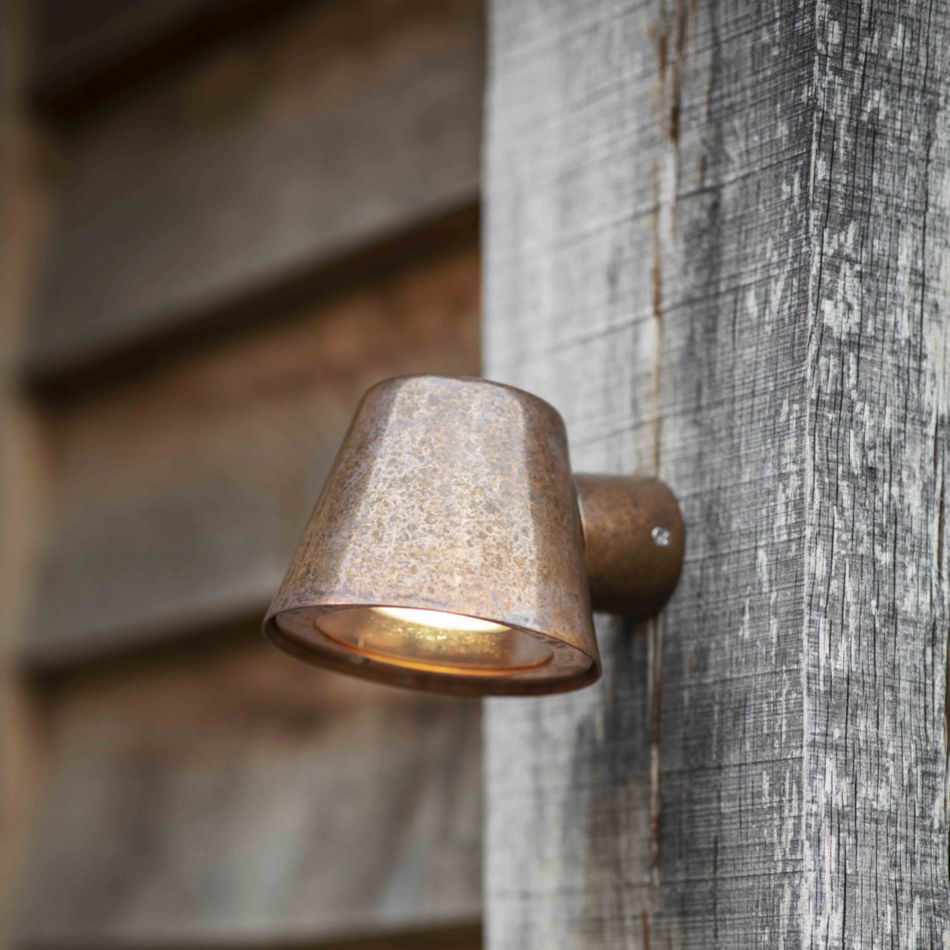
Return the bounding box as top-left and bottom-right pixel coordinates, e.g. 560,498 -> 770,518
371,606 -> 507,632
312,604 -> 552,674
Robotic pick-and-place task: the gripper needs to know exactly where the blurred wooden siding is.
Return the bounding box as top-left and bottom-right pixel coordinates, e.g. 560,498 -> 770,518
32,0 -> 310,114
28,0 -> 482,381
22,640 -> 482,946
26,244 -> 480,669
4,0 -> 485,947
0,2 -> 55,945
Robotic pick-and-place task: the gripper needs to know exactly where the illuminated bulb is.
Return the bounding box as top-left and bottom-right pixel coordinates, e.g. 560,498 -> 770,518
370,606 -> 507,632
307,602 -> 551,676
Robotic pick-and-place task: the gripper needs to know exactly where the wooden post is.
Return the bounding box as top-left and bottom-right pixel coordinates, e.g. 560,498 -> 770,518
483,0 -> 950,946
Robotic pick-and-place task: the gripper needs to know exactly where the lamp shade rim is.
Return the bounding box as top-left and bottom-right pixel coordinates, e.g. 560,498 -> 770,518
263,603 -> 602,697
358,373 -> 568,427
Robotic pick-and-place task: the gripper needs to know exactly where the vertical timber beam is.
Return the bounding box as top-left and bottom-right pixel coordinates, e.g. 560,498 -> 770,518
483,0 -> 950,947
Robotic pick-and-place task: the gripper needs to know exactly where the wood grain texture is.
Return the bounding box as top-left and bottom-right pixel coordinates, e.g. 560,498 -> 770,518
483,0 -> 950,946
19,637 -> 482,946
27,0 -> 483,379
24,244 -> 479,669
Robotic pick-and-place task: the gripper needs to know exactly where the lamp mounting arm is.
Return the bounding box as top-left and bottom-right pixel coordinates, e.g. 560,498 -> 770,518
574,475 -> 684,619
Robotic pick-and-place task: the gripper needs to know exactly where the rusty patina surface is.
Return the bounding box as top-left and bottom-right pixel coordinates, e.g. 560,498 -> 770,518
265,375 -> 599,695
264,375 -> 683,695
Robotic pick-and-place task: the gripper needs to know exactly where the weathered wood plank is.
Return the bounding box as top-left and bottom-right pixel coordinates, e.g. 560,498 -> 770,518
0,1 -> 56,945
19,636 -> 482,946
27,0 -> 483,380
305,923 -> 482,949
483,0 -> 950,946
32,0 -> 307,117
24,243 -> 480,668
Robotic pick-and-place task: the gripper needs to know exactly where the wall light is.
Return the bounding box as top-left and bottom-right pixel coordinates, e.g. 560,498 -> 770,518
264,375 -> 683,695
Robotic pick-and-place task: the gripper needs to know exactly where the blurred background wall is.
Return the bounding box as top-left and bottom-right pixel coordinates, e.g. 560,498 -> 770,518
0,2 -> 485,947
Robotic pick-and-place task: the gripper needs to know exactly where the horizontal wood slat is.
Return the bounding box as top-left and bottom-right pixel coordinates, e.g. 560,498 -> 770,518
24,243 -> 480,669
27,0 -> 483,381
310,923 -> 482,950
19,637 -> 482,946
32,0 -> 310,117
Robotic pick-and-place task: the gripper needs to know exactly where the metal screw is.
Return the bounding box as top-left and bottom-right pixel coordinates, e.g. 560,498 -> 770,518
651,525 -> 671,548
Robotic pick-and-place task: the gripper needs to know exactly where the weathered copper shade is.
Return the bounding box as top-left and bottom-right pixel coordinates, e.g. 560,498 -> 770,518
264,376 -> 683,696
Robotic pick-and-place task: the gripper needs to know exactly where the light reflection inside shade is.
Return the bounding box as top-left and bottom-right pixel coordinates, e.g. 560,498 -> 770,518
371,606 -> 508,632
315,605 -> 552,674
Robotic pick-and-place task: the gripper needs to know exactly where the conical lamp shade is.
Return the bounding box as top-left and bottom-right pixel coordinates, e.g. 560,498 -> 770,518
264,375 -> 600,695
